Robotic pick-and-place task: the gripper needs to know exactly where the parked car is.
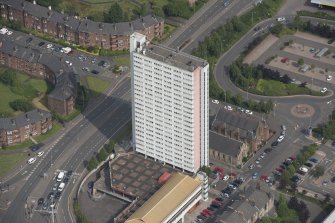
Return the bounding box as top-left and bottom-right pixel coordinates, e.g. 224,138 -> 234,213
277,135 -> 285,142
222,175 -> 229,181
326,75 -> 332,81
91,70 -> 99,75
211,99 -> 219,104
26,37 -> 33,44
304,162 -> 313,168
291,175 -> 301,183
309,158 -> 319,163
37,151 -> 44,157
328,39 -> 335,44
38,198 -> 44,205
224,105 -> 233,111
27,157 -> 36,164
38,41 -> 45,47
249,164 -> 255,170
321,87 -> 328,93
271,141 -> 279,147
264,148 -> 273,153
245,110 -> 253,115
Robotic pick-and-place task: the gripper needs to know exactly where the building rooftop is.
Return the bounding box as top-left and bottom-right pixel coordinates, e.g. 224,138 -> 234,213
0,35 -> 77,102
0,0 -> 163,37
209,131 -> 243,157
213,108 -> 260,131
217,188 -> 273,223
126,172 -> 202,223
141,43 -> 208,72
0,109 -> 51,131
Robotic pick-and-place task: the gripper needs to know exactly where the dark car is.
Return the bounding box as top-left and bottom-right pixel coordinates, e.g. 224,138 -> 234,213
215,197 -> 224,201
63,177 -> 69,183
328,39 -> 335,44
38,198 -> 44,205
211,203 -> 221,208
254,26 -> 261,31
67,170 -> 73,177
55,191 -> 61,200
309,158 -> 318,163
291,175 -> 301,183
42,201 -> 48,210
264,148 -> 273,153
331,176 -> 335,183
332,141 -> 335,147
47,192 -> 54,200
87,181 -> 94,189
271,141 -> 279,147
304,162 -> 313,168
30,143 -> 43,152
26,37 -> 33,44
38,41 -> 45,47
207,207 -> 216,212
91,70 -> 99,75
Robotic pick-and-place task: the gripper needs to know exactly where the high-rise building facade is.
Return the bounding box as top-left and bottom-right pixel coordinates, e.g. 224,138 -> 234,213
130,32 -> 209,173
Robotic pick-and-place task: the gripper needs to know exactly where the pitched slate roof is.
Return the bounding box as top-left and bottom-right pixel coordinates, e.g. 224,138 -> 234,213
214,108 -> 260,131
0,109 -> 51,131
0,34 -> 77,102
209,131 -> 243,157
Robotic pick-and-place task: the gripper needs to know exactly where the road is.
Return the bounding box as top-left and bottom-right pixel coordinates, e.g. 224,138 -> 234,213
0,74 -> 131,223
166,0 -> 254,52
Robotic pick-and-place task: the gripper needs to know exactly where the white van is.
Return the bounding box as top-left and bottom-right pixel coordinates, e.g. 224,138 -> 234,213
58,182 -> 65,192
57,171 -> 65,182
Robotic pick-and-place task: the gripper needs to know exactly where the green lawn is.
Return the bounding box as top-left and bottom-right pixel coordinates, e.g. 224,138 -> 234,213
86,76 -> 110,97
0,69 -> 48,115
0,153 -> 27,178
256,79 -> 321,96
113,55 -> 130,66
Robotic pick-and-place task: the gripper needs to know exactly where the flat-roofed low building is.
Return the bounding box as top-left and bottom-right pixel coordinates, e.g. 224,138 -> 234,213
125,172 -> 203,223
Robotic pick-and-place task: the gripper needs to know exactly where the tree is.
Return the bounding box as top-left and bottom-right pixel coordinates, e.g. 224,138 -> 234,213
104,140 -> 115,153
324,193 -> 331,203
0,69 -> 17,86
298,58 -> 304,66
288,196 -> 299,210
9,99 -> 34,112
277,194 -> 290,217
97,148 -> 108,162
270,22 -> 284,35
312,165 -> 325,178
105,3 -> 124,23
87,157 -> 99,171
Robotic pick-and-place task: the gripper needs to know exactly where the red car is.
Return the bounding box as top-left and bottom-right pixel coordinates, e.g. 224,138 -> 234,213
212,200 -> 222,204
201,211 -> 209,217
281,57 -> 288,63
276,167 -> 284,173
216,167 -> 224,173
260,175 -> 268,181
204,209 -> 214,215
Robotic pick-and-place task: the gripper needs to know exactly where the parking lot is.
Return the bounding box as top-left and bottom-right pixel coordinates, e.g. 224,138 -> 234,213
249,32 -> 335,94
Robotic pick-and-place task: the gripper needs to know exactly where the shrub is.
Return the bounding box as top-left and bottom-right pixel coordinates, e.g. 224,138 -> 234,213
9,99 -> 34,112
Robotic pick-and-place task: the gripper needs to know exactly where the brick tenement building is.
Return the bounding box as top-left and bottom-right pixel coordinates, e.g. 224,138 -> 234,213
0,109 -> 52,146
0,0 -> 164,51
0,37 -> 78,116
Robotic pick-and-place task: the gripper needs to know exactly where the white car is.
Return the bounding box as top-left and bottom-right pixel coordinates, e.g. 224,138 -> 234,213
222,175 -> 229,181
65,60 -> 72,66
224,105 -> 233,111
37,151 -> 44,157
6,31 -> 13,35
321,87 -> 328,93
27,157 -> 36,164
0,28 -> 8,34
212,99 -> 219,104
245,110 -> 253,115
277,135 -> 285,142
46,43 -> 53,49
326,75 -> 332,81
277,17 -> 286,22
249,164 -> 255,170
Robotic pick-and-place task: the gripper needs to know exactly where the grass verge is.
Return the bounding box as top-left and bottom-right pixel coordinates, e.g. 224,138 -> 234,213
298,10 -> 335,21
86,76 -> 110,97
34,123 -> 63,143
0,153 -> 27,178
